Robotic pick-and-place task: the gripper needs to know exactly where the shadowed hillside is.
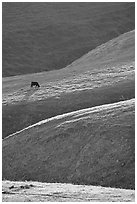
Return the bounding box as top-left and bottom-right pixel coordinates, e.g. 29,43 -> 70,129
2,2 -> 135,77
2,99 -> 135,189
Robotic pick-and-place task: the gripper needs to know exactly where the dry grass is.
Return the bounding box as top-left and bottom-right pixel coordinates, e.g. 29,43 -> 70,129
2,180 -> 135,202
2,62 -> 135,105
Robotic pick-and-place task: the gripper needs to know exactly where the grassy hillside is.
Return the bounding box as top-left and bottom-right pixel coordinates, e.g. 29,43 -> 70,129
3,99 -> 135,189
2,30 -> 135,138
2,2 -> 135,77
2,180 -> 135,202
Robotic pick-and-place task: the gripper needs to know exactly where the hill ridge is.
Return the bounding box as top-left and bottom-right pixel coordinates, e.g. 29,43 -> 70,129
68,29 -> 134,69
3,98 -> 135,141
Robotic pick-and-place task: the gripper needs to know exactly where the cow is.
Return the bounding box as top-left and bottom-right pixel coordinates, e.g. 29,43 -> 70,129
31,81 -> 40,88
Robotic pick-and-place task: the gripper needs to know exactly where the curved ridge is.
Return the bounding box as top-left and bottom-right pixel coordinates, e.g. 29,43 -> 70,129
4,98 -> 135,141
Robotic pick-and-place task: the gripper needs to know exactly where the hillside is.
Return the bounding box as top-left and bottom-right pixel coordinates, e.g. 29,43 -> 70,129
2,180 -> 135,202
2,30 -> 135,138
2,2 -> 135,77
2,99 -> 135,189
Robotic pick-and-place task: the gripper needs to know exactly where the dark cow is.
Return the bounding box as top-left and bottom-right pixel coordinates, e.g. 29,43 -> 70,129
31,81 -> 40,88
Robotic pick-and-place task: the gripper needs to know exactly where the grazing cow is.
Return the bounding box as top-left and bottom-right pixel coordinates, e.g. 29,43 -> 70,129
31,81 -> 40,88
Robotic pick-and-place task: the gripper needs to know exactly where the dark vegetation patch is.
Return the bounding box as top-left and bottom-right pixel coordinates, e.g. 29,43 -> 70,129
2,191 -> 15,194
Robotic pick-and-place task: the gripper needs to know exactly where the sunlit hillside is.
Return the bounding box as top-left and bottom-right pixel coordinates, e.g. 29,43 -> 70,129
2,180 -> 135,202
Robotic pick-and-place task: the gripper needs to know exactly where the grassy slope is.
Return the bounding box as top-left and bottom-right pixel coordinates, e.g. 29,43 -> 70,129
2,99 -> 135,189
2,79 -> 135,138
2,2 -> 135,77
2,30 -> 135,138
2,181 -> 135,202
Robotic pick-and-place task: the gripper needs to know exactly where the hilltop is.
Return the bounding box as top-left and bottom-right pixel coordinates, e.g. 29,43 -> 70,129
2,99 -> 135,189
2,2 -> 135,77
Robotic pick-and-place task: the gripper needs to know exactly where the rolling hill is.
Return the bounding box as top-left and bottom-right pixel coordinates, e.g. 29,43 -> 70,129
2,99 -> 135,189
2,30 -> 135,138
2,3 -> 135,199
2,2 -> 135,77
